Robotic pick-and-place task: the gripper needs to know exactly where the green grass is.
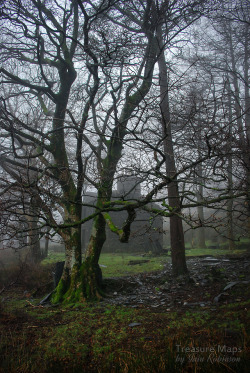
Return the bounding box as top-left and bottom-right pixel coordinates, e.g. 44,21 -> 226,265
99,253 -> 168,277
185,237 -> 250,251
41,247 -> 248,278
185,248 -> 247,257
41,252 -> 65,265
41,252 -> 168,277
1,298 -> 249,372
2,247 -> 250,373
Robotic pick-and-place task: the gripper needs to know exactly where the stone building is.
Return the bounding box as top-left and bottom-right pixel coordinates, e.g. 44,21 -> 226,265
81,176 -> 163,254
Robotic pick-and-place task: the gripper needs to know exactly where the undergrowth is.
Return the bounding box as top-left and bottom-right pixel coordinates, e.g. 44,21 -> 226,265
0,299 -> 249,373
0,250 -> 249,372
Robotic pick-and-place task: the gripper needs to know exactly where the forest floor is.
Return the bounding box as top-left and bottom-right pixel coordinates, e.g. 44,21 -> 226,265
0,251 -> 249,372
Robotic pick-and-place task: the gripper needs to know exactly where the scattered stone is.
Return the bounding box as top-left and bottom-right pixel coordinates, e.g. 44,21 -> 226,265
183,301 -> 209,307
201,257 -> 219,262
213,292 -> 229,303
101,255 -> 250,310
128,260 -> 150,265
128,322 -> 141,327
160,282 -> 170,291
39,291 -> 54,305
223,282 -> 239,291
214,293 -> 222,303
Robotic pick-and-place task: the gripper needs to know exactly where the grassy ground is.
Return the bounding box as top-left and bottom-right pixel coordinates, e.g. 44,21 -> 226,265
1,248 -> 249,372
41,247 -> 248,278
41,252 -> 168,277
1,294 -> 249,372
184,247 -> 246,257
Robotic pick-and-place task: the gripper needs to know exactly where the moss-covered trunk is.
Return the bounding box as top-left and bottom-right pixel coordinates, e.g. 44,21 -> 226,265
51,206 -> 105,303
51,200 -> 84,303
82,212 -> 106,299
72,27 -> 158,301
52,23 -> 157,303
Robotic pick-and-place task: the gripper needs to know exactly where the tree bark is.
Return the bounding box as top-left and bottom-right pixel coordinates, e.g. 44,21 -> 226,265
52,22 -> 158,302
197,193 -> 206,248
44,228 -> 50,259
226,78 -> 235,249
229,22 -> 249,238
27,199 -> 42,264
196,117 -> 206,248
243,27 -> 250,236
79,29 -> 158,299
157,26 -> 188,277
82,211 -> 106,299
52,207 -> 83,303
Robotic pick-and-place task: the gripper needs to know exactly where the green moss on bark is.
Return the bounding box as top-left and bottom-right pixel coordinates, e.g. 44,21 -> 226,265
51,262 -> 103,304
81,261 -> 104,301
103,213 -> 123,236
51,277 -> 69,304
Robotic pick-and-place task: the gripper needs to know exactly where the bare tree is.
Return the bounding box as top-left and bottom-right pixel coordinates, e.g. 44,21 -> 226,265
0,0 -> 248,305
0,0 -> 164,301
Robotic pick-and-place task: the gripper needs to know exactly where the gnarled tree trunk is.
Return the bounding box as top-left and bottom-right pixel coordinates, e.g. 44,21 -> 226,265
52,207 -> 83,303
